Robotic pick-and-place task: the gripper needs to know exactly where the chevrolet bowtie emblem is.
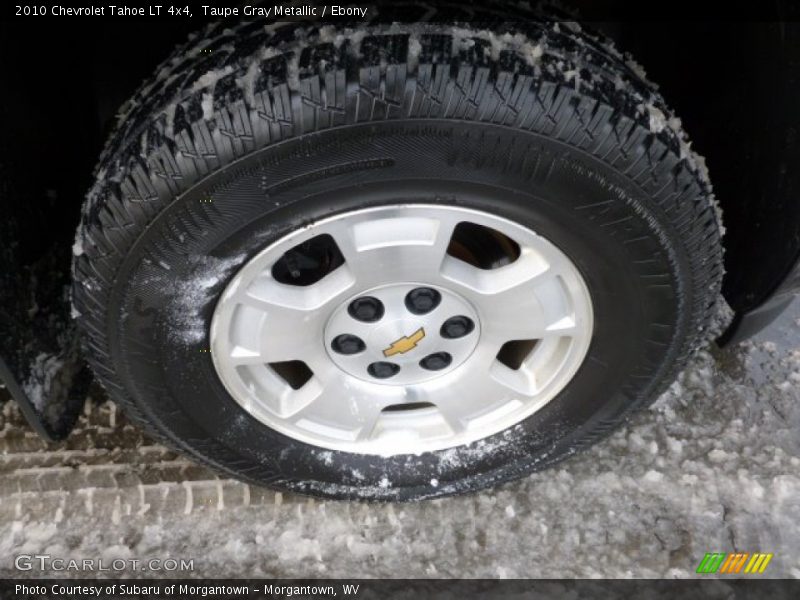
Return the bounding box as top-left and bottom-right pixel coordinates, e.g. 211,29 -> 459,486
383,327 -> 426,357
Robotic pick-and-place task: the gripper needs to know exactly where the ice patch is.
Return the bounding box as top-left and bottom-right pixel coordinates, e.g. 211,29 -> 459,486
407,36 -> 422,72
71,236 -> 84,257
625,57 -> 651,85
286,54 -> 301,91
201,92 -> 214,120
640,103 -> 667,134
191,65 -> 234,93
167,254 -> 246,345
22,353 -> 65,411
450,27 -> 544,67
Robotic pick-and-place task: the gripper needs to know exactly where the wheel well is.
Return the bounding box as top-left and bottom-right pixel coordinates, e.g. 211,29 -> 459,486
608,21 -> 800,315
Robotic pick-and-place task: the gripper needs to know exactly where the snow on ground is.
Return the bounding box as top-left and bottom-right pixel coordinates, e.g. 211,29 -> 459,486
0,303 -> 798,578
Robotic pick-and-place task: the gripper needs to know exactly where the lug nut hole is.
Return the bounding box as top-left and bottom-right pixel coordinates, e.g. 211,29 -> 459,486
348,296 -> 385,322
405,287 -> 442,315
367,361 -> 401,379
440,315 -> 475,339
331,334 -> 366,355
419,352 -> 452,371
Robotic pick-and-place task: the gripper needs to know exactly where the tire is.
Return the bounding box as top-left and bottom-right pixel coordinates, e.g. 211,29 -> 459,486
72,13 -> 723,500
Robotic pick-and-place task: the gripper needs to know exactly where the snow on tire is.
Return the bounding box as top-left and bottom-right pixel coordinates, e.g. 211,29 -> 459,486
72,12 -> 723,500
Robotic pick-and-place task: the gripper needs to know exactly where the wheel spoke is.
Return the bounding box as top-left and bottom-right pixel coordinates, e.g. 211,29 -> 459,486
226,269 -> 355,365
288,376 -> 401,441
442,252 -> 584,341
489,361 -> 538,396
228,293 -> 323,364
325,211 -> 459,282
441,248 -> 549,294
227,346 -> 268,365
244,267 -> 355,312
485,296 -> 579,342
274,376 -> 325,417
353,403 -> 388,442
423,365 -> 521,434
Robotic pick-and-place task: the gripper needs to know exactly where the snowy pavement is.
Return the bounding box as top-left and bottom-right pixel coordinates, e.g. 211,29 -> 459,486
0,302 -> 798,578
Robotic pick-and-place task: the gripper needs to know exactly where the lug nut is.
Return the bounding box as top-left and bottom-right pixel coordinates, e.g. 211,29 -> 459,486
368,361 -> 401,379
440,315 -> 475,339
419,352 -> 452,371
348,296 -> 384,322
405,287 -> 442,315
331,334 -> 366,355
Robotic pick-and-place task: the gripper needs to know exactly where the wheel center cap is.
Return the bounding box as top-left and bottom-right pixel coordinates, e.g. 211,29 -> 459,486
324,283 -> 481,385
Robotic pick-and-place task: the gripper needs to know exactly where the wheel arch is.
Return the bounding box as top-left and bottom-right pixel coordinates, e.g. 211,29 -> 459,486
611,20 -> 800,339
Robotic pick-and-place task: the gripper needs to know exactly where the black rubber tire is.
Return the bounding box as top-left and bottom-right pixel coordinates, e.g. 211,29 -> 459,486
72,13 -> 723,501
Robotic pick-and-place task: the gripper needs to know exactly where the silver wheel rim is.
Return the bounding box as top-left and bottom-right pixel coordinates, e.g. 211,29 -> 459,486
210,205 -> 593,456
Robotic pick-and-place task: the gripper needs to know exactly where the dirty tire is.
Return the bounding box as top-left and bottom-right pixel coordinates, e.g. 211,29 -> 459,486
72,13 -> 724,500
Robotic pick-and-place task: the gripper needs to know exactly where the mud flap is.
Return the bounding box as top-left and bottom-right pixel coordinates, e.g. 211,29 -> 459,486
0,209 -> 91,440
0,274 -> 91,441
0,353 -> 89,441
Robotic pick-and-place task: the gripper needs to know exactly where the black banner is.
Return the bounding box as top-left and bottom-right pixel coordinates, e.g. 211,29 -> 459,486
2,579 -> 800,600
4,0 -> 800,23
